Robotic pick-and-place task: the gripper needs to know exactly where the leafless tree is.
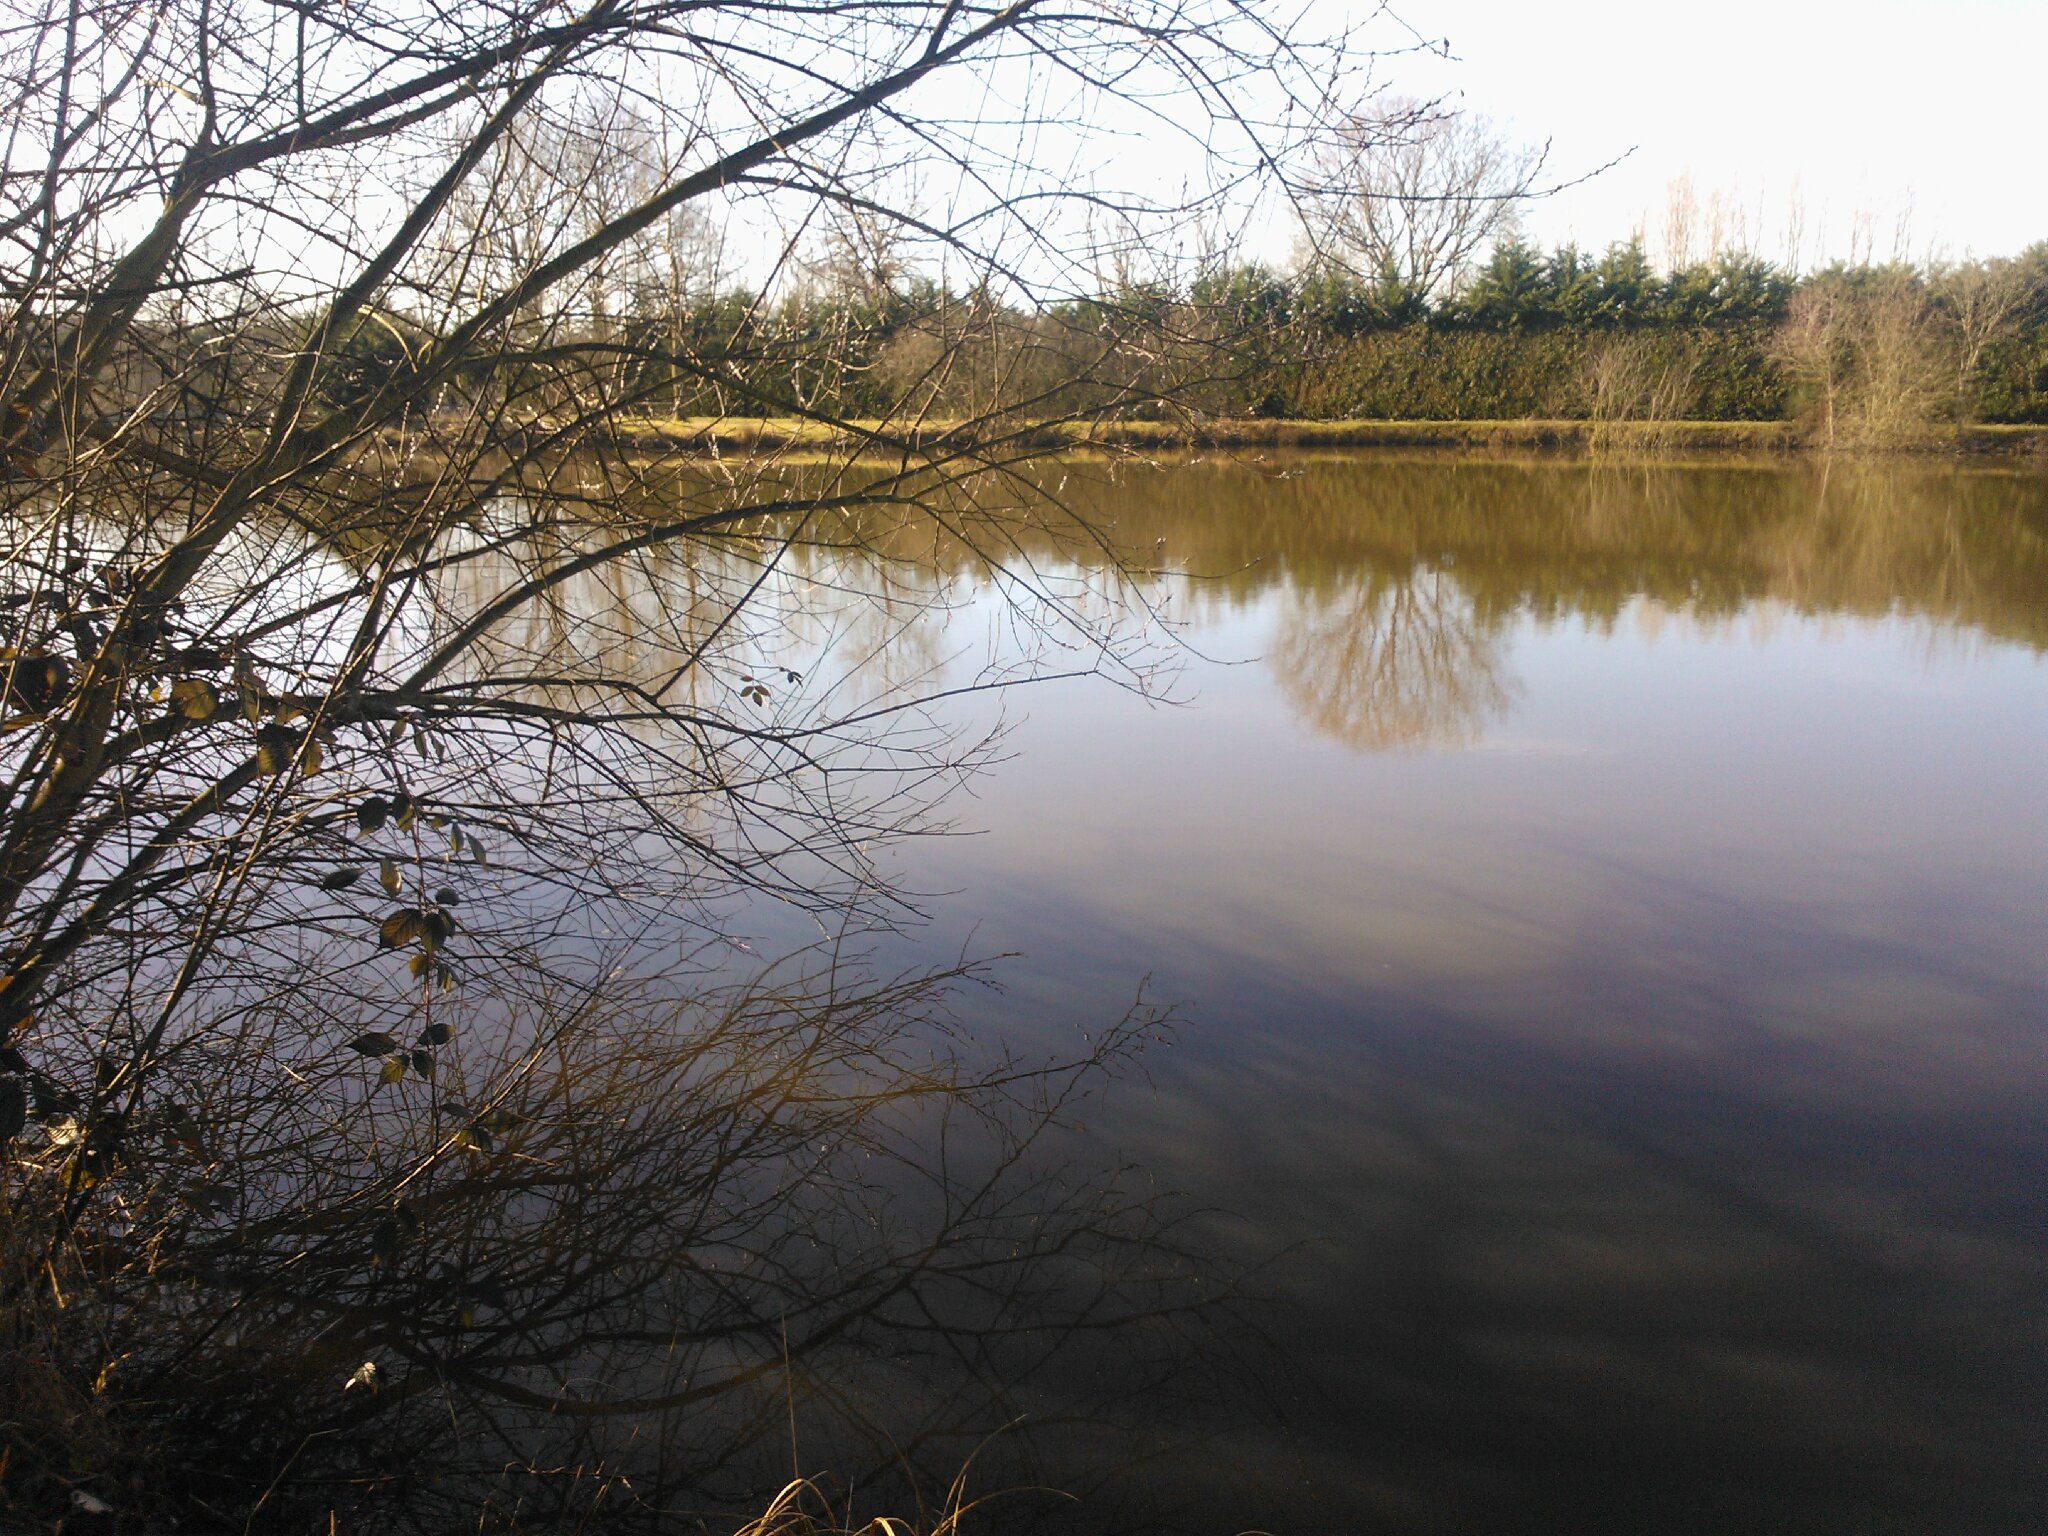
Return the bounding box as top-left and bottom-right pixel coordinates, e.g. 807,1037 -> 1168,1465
1933,256 -> 2036,424
0,0 -> 1373,1526
1582,333 -> 1698,445
1305,96 -> 1547,307
1774,269 -> 1951,448
1774,282 -> 1851,448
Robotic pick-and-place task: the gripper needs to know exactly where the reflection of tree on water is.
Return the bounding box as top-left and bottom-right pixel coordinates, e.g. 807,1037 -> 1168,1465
1269,566 -> 1514,751
1046,456 -> 2048,655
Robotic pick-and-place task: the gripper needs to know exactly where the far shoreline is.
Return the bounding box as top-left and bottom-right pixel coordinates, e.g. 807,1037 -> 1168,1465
604,415 -> 2048,460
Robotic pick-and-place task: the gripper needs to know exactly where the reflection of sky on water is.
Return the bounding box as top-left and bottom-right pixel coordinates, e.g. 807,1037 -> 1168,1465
846,470 -> 2048,1532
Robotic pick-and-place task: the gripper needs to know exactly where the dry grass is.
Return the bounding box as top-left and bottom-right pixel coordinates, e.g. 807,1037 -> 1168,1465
608,414 -> 2048,459
731,1474 -> 1034,1536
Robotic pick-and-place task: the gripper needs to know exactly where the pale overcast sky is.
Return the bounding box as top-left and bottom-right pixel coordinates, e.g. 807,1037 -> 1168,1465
522,0 -> 2048,294
1383,0 -> 2048,268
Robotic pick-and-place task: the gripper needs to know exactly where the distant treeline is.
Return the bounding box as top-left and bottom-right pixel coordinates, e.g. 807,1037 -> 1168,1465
632,239 -> 2044,440
1188,240 -> 2048,436
159,238 -> 2048,449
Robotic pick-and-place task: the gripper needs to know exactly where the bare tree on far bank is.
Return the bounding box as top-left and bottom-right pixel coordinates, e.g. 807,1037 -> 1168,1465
1772,256 -> 2048,447
1304,97 -> 1548,314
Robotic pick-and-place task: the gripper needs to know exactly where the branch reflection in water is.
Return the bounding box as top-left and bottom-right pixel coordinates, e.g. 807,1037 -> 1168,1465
0,457 -> 1242,1533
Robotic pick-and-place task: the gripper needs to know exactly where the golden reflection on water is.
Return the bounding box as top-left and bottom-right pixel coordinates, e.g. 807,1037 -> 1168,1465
426,454 -> 2048,762
1050,454 -> 2048,750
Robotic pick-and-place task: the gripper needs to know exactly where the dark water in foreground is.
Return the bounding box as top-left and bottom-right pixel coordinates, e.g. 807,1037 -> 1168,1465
849,457 -> 2048,1533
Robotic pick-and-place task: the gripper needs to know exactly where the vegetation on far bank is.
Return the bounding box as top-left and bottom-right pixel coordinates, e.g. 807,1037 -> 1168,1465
301,236 -> 2048,462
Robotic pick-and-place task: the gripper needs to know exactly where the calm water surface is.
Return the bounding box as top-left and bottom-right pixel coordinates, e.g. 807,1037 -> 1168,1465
850,456 -> 2048,1534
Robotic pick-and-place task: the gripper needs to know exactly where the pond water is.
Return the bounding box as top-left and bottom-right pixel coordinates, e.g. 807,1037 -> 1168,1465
841,455 -> 2048,1534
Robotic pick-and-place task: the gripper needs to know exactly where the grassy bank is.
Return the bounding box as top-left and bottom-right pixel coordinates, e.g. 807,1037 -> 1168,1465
613,415 -> 2048,459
